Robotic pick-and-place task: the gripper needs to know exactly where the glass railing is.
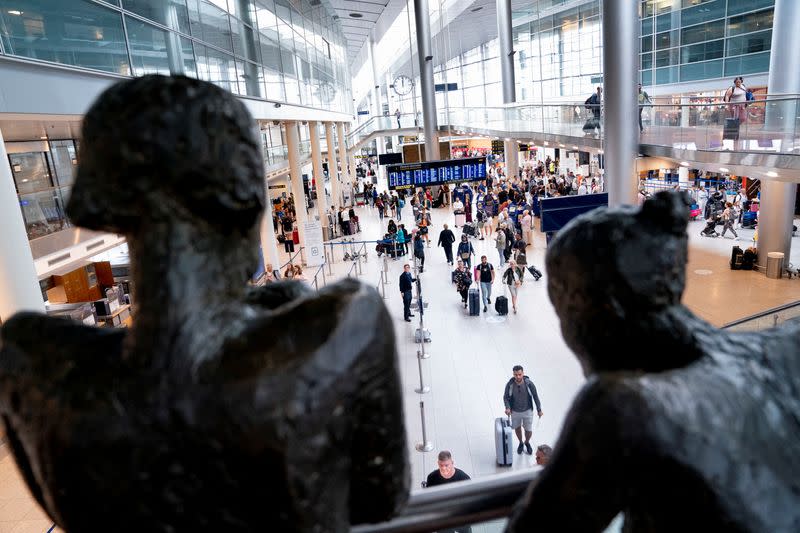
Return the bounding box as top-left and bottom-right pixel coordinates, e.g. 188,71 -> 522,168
348,96 -> 800,157
347,114 -> 422,148
721,300 -> 800,331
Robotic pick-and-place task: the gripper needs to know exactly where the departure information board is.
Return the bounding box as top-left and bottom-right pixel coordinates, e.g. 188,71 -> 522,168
387,157 -> 487,190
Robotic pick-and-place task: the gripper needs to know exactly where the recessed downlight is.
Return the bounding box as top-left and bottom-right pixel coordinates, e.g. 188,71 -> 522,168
349,12 -> 363,18
766,171 -> 778,177
680,161 -> 689,166
471,6 -> 483,12
719,167 -> 729,173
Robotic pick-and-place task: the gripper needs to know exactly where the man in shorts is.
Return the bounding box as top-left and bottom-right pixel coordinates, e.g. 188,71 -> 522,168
503,365 -> 543,454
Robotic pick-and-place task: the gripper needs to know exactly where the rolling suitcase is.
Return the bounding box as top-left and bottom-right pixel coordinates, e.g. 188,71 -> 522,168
495,295 -> 508,315
495,416 -> 514,466
723,118 -> 740,141
730,246 -> 744,270
455,213 -> 466,227
468,288 -> 480,316
527,265 -> 543,281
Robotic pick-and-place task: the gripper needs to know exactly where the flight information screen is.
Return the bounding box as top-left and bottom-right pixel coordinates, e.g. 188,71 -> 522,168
386,157 -> 487,190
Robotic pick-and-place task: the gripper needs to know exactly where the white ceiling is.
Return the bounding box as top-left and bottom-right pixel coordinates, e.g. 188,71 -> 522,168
329,0 -> 410,68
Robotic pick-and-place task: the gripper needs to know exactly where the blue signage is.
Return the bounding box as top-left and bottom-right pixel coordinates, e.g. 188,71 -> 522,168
387,157 -> 487,190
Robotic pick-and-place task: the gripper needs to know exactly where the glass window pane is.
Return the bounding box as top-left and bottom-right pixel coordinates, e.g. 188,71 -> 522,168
121,0 -> 190,33
49,141 -> 77,188
641,52 -> 653,69
681,19 -> 724,45
0,0 -> 130,74
724,50 -> 770,76
237,60 -> 264,97
10,152 -> 51,193
726,29 -> 771,57
125,16 -> 171,76
655,65 -> 678,84
680,58 -> 722,81
727,9 -> 773,37
680,40 -> 723,63
641,17 -> 654,35
680,0 -> 724,26
188,0 -> 233,52
727,0 -> 774,17
655,30 -> 678,50
641,69 -> 653,86
230,15 -> 260,62
195,44 -> 239,93
641,35 -> 653,53
655,48 -> 679,67
179,35 -> 197,77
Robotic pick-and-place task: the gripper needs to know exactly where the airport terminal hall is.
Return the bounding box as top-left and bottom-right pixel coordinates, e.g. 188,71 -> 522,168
1,0 -> 800,532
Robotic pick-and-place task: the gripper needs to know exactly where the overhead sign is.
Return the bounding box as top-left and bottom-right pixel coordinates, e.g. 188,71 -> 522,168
491,140 -> 505,155
387,157 -> 487,190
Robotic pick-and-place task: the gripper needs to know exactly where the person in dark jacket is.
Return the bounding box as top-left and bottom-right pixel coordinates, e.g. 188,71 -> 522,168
413,230 -> 426,272
452,260 -> 472,308
503,365 -> 544,455
399,263 -> 416,322
456,234 -> 475,269
437,224 -> 456,265
387,219 -> 397,235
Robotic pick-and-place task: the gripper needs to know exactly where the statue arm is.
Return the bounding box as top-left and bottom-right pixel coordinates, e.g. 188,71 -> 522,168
506,380 -> 646,532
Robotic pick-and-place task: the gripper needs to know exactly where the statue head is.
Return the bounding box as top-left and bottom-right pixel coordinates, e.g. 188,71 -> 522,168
546,191 -> 692,374
67,75 -> 264,241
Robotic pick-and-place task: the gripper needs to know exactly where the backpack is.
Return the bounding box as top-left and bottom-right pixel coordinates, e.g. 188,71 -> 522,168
584,95 -> 594,109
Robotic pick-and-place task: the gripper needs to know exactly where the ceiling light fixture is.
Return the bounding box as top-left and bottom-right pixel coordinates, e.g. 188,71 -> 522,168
471,6 -> 483,12
8,10 -> 22,15
680,161 -> 689,166
349,13 -> 363,18
766,171 -> 778,177
719,167 -> 729,173
559,143 -> 565,147
572,146 -> 579,150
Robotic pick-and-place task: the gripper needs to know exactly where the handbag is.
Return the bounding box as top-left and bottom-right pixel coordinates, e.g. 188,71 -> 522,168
460,251 -> 471,259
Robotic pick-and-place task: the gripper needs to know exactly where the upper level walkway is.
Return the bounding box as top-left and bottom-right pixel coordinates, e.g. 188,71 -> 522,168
348,96 -> 800,179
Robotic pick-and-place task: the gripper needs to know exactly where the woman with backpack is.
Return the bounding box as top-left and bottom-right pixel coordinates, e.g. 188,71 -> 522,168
723,77 -> 750,125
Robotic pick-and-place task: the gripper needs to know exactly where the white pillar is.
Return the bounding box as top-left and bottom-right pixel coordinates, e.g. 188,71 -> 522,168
678,166 -> 689,188
504,140 -> 519,179
309,121 -> 328,235
602,0 -> 639,206
285,121 -> 307,263
680,96 -> 690,128
0,127 -> 45,320
757,0 -> 800,268
370,38 -> 383,117
336,122 -> 350,206
325,122 -> 340,209
259,182 -> 281,274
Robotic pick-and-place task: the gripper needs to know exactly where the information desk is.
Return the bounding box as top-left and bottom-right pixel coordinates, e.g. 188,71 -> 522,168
387,157 -> 487,190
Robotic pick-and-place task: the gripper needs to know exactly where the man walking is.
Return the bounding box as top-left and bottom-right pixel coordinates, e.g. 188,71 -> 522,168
503,365 -> 543,455
438,223 -> 456,265
476,255 -> 495,313
399,263 -> 415,322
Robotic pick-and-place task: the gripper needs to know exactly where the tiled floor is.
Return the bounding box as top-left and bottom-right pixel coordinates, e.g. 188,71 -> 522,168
1,198 -> 797,532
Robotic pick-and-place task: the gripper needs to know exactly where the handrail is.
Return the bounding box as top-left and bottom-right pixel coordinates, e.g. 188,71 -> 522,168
346,261 -> 359,278
351,469 -> 536,533
278,247 -> 304,272
721,299 -> 800,329
310,263 -> 327,292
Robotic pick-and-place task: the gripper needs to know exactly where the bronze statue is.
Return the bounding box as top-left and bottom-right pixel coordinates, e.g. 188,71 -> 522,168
0,75 -> 409,532
507,191 -> 800,532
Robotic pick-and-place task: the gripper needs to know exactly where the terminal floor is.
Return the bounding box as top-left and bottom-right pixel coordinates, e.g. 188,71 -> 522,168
1,200 -> 799,533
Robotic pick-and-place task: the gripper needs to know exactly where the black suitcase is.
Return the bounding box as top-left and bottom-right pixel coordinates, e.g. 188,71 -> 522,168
468,288 -> 480,316
463,222 -> 476,237
495,295 -> 509,315
527,265 -> 543,281
723,118 -> 740,140
730,246 -> 744,270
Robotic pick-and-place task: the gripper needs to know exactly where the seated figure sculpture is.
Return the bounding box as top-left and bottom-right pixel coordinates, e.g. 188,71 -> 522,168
0,75 -> 409,532
507,191 -> 800,532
